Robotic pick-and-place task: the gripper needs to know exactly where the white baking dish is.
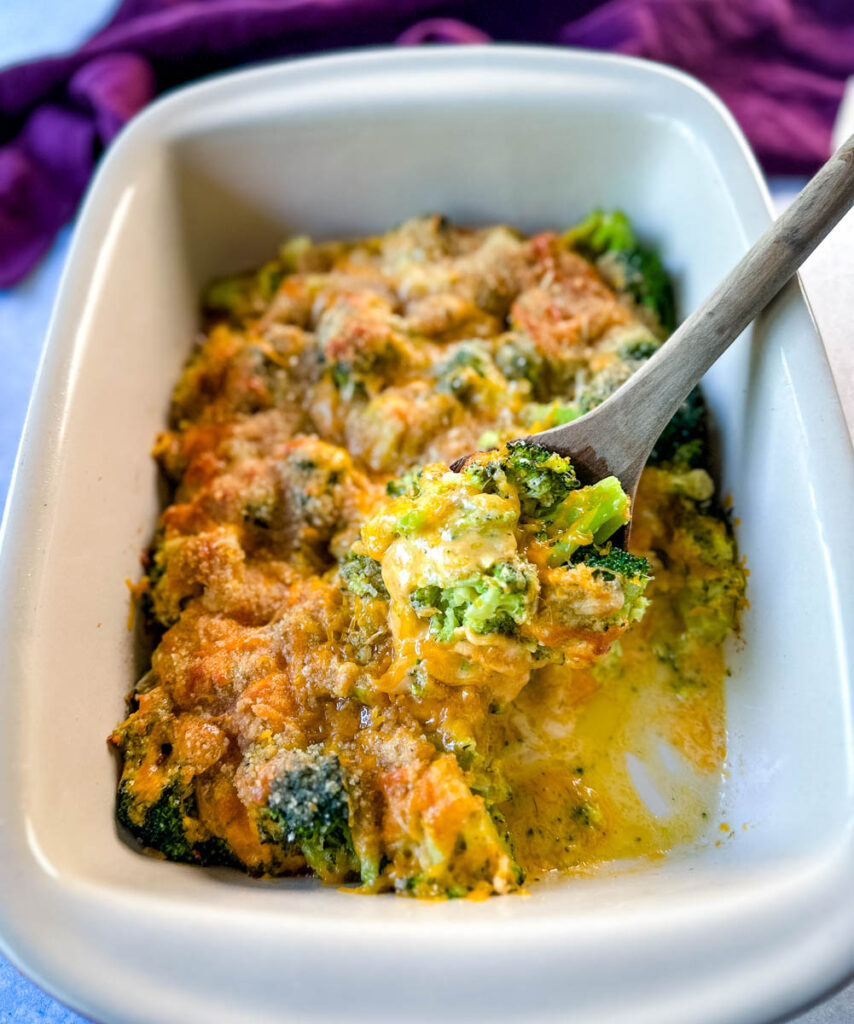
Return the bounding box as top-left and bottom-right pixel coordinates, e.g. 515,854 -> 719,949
1,46 -> 853,1024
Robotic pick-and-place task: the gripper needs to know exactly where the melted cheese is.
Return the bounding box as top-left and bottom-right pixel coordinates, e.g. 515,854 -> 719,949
113,216 -> 745,895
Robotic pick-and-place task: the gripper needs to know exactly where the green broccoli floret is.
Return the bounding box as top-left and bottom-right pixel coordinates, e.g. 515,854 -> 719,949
574,361 -> 633,415
260,745 -> 359,880
522,402 -> 582,429
566,545 -> 652,625
677,575 -> 744,645
117,778 -> 195,862
618,338 -> 661,364
560,329 -> 704,469
330,363 -> 368,401
494,337 -> 547,399
675,512 -> 738,570
565,209 -> 676,333
410,561 -> 536,642
603,248 -> 676,334
658,467 -> 715,502
577,546 -> 651,581
477,429 -> 502,450
496,441 -> 579,519
545,477 -> 631,564
116,777 -> 241,869
650,387 -> 707,467
436,345 -> 491,402
670,506 -> 745,652
386,467 -> 422,498
340,553 -> 389,599
565,335 -> 660,416
112,709 -> 242,869
202,260 -> 283,321
564,209 -> 636,254
278,234 -> 312,272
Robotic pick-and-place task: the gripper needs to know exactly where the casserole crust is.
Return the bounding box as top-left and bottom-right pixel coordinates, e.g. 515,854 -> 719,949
111,214 -> 745,898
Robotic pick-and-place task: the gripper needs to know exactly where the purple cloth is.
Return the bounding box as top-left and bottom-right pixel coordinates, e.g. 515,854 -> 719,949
1,0 -> 852,288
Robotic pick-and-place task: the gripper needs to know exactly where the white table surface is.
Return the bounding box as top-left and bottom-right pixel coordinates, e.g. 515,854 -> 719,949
1,3 -> 853,1022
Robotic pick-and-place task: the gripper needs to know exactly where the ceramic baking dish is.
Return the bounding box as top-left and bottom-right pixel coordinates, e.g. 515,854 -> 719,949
1,45 -> 853,1024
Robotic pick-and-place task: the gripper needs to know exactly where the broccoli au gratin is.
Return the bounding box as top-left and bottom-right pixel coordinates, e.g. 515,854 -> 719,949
111,211 -> 745,898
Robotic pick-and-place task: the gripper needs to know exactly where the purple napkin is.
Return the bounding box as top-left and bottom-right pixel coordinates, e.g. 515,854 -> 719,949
1,0 -> 852,288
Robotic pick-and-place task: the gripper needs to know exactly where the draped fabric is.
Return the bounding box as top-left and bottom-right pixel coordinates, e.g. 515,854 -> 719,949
2,0 -> 852,286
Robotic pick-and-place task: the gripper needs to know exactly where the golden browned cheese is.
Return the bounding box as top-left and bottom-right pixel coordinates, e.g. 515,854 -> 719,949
111,216 -> 745,896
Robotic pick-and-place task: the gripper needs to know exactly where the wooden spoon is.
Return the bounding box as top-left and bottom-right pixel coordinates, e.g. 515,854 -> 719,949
452,135 -> 854,539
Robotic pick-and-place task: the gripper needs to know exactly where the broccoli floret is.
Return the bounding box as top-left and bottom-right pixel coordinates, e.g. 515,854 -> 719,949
650,387 -> 707,467
545,477 -> 631,565
330,363 -> 368,401
435,345 -> 492,402
202,260 -> 283,321
577,546 -> 650,579
577,547 -> 651,623
340,553 -> 389,599
669,501 -> 745,650
112,707 -> 243,870
675,510 -> 738,570
676,575 -> 744,645
602,248 -> 676,334
565,209 -> 676,333
497,441 -> 579,519
260,745 -> 358,880
574,361 -> 633,415
477,429 -> 502,450
203,275 -> 254,318
522,402 -> 582,430
571,341 -> 658,419
116,777 -> 241,869
112,709 -> 196,862
117,778 -> 195,862
410,561 -> 536,641
385,467 -> 422,498
550,328 -> 703,472
564,209 -> 635,255
534,541 -> 651,639
619,338 -> 660,364
384,751 -> 523,899
658,467 -> 715,502
494,337 -> 547,398
278,234 -> 312,272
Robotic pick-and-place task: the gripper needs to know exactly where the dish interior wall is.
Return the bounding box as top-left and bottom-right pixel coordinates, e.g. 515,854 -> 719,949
21,75 -> 853,912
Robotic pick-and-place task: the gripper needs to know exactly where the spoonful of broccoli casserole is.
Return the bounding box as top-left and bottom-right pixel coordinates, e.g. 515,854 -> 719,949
452,134 -> 854,519
347,442 -> 649,702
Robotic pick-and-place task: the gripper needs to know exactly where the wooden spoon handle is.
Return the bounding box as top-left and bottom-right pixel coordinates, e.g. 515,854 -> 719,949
604,133 -> 854,454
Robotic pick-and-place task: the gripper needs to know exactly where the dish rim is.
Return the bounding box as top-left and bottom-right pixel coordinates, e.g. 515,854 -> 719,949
1,43 -> 853,1024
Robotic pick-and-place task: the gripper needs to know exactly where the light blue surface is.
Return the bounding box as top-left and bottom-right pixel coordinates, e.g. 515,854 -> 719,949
1,9 -> 113,1024
0,0 -> 113,507
0,3 -> 852,1023
0,0 -> 112,66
